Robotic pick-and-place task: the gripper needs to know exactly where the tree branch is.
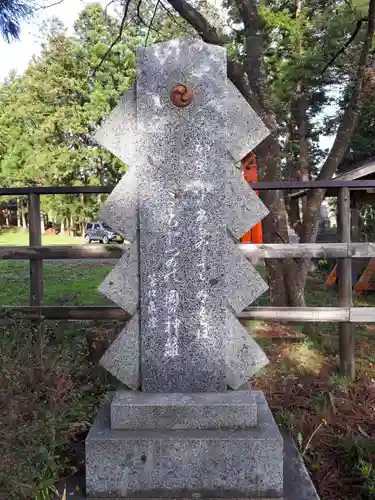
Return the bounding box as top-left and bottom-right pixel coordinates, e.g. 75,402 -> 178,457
36,0 -> 64,10
105,0 -> 117,18
233,0 -> 278,130
165,0 -> 267,120
235,0 -> 266,105
93,0 -> 132,76
320,17 -> 367,75
344,0 -> 358,16
166,0 -> 225,45
318,0 -> 375,182
136,0 -> 160,34
145,0 -> 160,45
159,0 -> 194,35
298,0 -> 375,244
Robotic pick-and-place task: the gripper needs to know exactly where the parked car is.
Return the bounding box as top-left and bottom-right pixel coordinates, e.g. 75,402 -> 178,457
84,222 -> 124,244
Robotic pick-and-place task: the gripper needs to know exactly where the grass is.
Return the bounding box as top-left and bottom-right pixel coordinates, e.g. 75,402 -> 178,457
0,229 -> 117,498
250,269 -> 375,500
0,261 -> 113,306
0,227 -> 82,246
2,258 -> 375,499
0,226 -> 115,307
0,318 -> 119,500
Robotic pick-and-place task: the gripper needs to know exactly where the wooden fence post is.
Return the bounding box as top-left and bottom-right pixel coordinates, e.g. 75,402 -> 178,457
337,187 -> 355,379
28,193 -> 44,310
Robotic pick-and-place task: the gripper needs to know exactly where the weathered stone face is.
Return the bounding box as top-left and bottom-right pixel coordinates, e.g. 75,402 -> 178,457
85,38 -> 320,500
137,41 -> 227,392
95,38 -> 270,393
86,392 -> 284,499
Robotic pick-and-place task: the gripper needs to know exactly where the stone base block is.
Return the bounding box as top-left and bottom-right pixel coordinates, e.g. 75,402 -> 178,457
88,497 -> 282,499
58,429 -> 320,500
86,392 -> 283,499
111,390 -> 258,430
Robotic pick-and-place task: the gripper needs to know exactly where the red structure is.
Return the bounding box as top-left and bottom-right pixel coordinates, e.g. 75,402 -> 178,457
241,152 -> 263,243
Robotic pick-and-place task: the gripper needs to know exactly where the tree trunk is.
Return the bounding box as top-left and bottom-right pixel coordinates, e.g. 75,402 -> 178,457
257,134 -> 295,306
48,211 -> 54,227
165,0 -> 375,308
285,259 -> 311,307
21,205 -> 27,229
4,210 -> 10,228
61,218 -> 69,235
17,198 -> 21,227
69,216 -> 75,236
258,135 -> 310,307
40,213 -> 45,234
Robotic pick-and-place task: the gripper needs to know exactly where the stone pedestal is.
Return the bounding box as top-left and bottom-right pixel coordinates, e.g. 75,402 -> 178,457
85,37 -> 320,500
86,391 -> 284,499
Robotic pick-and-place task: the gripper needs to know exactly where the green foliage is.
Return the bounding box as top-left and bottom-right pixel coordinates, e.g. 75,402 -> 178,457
330,373 -> 352,392
297,431 -> 304,450
327,1 -> 375,171
343,437 -> 375,498
339,73 -> 375,170
1,0 -> 374,231
0,2 -> 192,230
0,317 -> 114,499
276,408 -> 296,429
265,0 -> 371,174
224,0 -> 373,178
0,4 -> 143,227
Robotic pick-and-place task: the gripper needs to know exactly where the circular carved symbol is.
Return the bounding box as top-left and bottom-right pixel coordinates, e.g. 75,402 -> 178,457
170,84 -> 193,107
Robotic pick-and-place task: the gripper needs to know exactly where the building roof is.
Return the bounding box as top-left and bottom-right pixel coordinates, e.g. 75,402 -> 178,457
289,156 -> 375,199
335,156 -> 375,181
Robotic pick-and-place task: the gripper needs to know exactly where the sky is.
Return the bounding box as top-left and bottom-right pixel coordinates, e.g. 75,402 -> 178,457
0,0 -> 106,82
0,0 -> 336,151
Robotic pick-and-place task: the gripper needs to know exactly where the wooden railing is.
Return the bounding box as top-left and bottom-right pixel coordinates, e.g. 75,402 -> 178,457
1,180 -> 375,378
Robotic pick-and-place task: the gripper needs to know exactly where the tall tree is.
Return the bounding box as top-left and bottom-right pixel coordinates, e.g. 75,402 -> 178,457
336,67 -> 375,168
0,4 -> 144,230
0,2 -> 191,230
149,0 -> 375,306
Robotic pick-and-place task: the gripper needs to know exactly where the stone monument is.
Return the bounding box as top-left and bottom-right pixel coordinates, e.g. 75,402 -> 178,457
86,38 -> 319,500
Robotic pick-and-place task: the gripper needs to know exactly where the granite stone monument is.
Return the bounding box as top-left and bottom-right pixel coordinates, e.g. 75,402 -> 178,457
85,37 -> 319,500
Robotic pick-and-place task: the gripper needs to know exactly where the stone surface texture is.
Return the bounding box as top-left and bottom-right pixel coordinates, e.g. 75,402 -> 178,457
63,430 -> 320,500
99,313 -> 140,390
137,39 -> 228,393
95,84 -> 140,242
84,37 -> 319,500
282,429 -> 320,500
225,311 -> 269,389
226,160 -> 269,240
226,80 -> 270,162
94,38 -> 270,393
110,389 -> 258,430
225,237 -> 268,314
86,392 -> 283,499
99,238 -> 139,315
